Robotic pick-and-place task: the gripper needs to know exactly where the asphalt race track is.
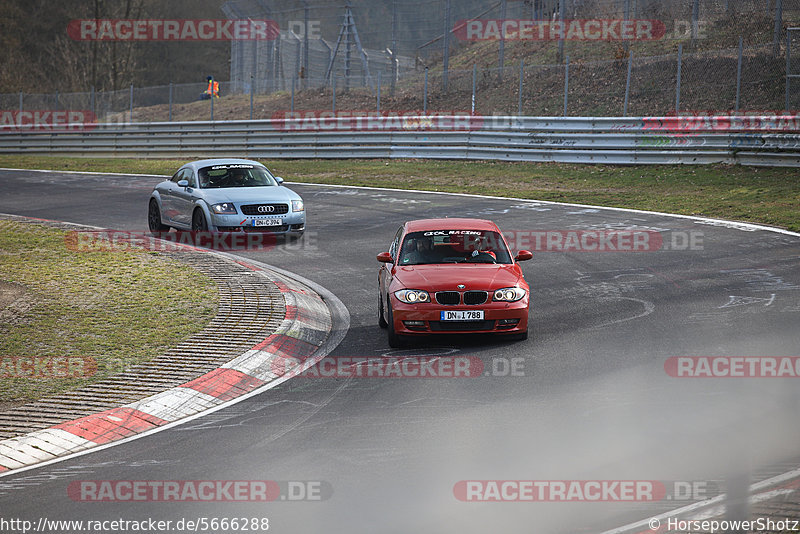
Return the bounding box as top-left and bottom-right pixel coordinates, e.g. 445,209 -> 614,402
1,168 -> 799,533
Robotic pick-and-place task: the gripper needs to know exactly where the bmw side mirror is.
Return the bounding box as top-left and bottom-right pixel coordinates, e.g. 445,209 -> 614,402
376,252 -> 393,263
177,179 -> 189,188
515,250 -> 533,261
275,177 -> 284,185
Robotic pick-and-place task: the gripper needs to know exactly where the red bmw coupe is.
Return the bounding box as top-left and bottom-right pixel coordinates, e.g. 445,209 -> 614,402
377,218 -> 533,348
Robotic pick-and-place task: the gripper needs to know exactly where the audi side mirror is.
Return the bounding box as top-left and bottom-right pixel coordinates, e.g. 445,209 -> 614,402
177,180 -> 189,188
515,250 -> 533,261
275,177 -> 284,185
376,252 -> 393,263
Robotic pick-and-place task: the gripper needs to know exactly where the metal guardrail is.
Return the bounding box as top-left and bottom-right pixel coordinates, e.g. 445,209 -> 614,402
1,116 -> 799,166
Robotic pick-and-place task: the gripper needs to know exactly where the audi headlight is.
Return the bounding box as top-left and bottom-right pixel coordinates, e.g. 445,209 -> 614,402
211,203 -> 237,214
394,289 -> 431,304
493,287 -> 526,302
292,200 -> 304,212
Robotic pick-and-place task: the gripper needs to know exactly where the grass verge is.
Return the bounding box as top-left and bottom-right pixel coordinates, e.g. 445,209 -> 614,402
1,155 -> 798,232
0,220 -> 217,409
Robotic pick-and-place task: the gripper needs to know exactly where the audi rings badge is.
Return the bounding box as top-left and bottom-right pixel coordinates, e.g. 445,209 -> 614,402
258,205 -> 276,213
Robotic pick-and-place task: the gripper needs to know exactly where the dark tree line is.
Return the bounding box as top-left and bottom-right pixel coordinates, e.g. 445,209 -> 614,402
1,0 -> 230,93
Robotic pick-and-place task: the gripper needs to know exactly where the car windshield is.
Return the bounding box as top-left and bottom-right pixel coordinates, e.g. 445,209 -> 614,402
198,164 -> 277,188
398,230 -> 513,265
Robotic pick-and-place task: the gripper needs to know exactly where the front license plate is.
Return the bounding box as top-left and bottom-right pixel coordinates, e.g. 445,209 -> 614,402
440,310 -> 484,321
252,218 -> 282,227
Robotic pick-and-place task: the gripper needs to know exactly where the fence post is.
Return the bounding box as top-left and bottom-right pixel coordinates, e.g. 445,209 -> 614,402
303,1 -> 310,90
735,37 -> 743,111
90,86 -> 95,118
377,71 -> 381,113
424,67 -> 429,114
129,84 -> 134,122
624,0 -> 631,54
391,0 -> 398,95
557,0 -> 566,64
692,0 -> 700,42
291,76 -> 295,114
18,91 -> 22,114
274,36 -> 281,92
787,32 -> 792,112
254,38 -> 260,96
518,59 -> 524,116
624,51 -> 633,116
443,0 -> 451,91
169,83 -> 173,121
250,76 -> 254,120
773,0 -> 783,57
563,55 -> 570,117
472,64 -> 477,115
498,0 -> 507,80
55,91 -> 59,113
332,76 -> 336,113
676,44 -> 683,115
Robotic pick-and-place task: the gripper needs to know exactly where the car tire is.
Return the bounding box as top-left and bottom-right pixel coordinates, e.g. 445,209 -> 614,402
386,299 -> 405,348
148,199 -> 170,233
509,330 -> 528,342
192,209 -> 208,232
378,293 -> 388,329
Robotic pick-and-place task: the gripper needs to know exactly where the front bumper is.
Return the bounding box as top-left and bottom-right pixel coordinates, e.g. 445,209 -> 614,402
390,297 -> 529,336
210,212 -> 306,234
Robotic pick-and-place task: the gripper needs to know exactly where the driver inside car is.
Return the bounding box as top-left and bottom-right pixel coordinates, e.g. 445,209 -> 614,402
401,235 -> 437,265
228,168 -> 249,186
467,235 -> 497,261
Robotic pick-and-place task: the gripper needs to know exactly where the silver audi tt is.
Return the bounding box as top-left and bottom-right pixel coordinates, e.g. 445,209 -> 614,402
148,159 -> 305,235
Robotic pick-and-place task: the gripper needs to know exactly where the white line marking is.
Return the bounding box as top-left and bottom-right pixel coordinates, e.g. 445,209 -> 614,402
599,466 -> 800,534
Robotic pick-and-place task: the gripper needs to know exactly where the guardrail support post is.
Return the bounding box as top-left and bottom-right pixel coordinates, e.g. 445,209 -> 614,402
676,44 -> 683,115
736,37 -> 743,111
563,56 -> 570,117
624,51 -> 633,117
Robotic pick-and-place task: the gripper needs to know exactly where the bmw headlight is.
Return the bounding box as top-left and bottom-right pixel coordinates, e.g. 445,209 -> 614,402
211,203 -> 237,214
394,289 -> 431,304
493,287 -> 526,302
292,200 -> 304,212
